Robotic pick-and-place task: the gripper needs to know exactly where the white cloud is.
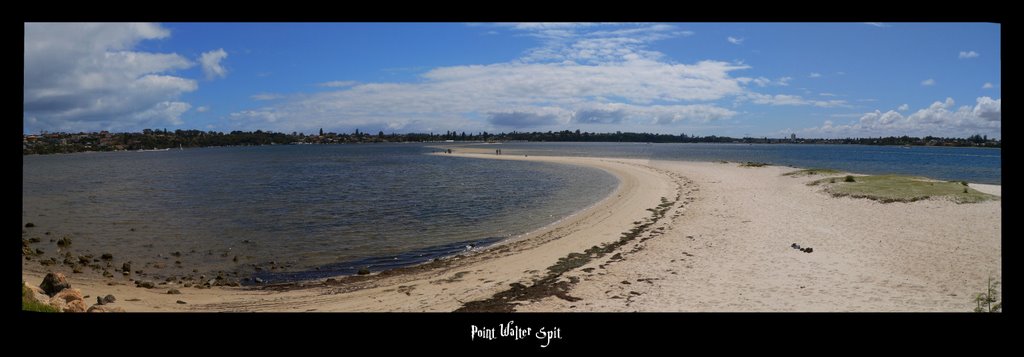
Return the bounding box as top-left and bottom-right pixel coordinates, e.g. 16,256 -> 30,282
921,78 -> 936,86
982,82 -> 993,89
958,51 -> 980,59
318,80 -> 358,88
738,76 -> 791,87
228,24 -> 747,133
809,72 -> 821,78
251,93 -> 283,101
897,104 -> 909,111
863,22 -> 890,28
819,93 -> 837,97
727,36 -> 744,45
801,97 -> 1001,138
196,106 -> 209,113
200,48 -> 228,79
738,93 -> 848,108
24,23 -> 198,132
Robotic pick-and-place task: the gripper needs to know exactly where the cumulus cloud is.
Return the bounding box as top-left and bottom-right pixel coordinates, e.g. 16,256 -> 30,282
224,23 -> 803,133
921,78 -> 936,86
809,72 -> 821,78
897,104 -> 909,111
488,111 -> 560,127
801,97 -> 1000,138
958,51 -> 979,59
572,108 -> 627,124
200,48 -> 228,79
196,106 -> 209,112
982,82 -> 993,89
727,36 -> 744,45
24,23 -> 197,132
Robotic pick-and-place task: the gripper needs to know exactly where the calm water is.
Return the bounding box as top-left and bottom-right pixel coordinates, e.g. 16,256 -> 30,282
459,142 -> 1001,185
22,144 -> 617,282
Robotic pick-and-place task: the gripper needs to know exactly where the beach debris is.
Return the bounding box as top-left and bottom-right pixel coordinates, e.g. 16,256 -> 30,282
791,243 -> 814,253
87,305 -> 125,312
40,272 -> 71,296
254,277 -> 265,284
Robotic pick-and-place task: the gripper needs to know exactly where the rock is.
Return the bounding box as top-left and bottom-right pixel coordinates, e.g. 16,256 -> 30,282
171,251 -> 182,257
791,243 -> 799,249
35,248 -> 45,255
102,294 -> 116,304
167,289 -> 181,295
25,222 -> 35,228
73,266 -> 83,274
804,247 -> 814,253
101,253 -> 113,260
136,281 -> 155,289
254,278 -> 265,284
176,300 -> 187,304
122,262 -> 132,272
87,305 -> 125,312
102,270 -> 113,278
40,272 -> 71,296
49,288 -> 85,312
57,236 -> 72,247
183,283 -> 193,288
324,278 -> 336,284
357,268 -> 371,275
233,255 -> 238,262
79,255 -> 91,264
29,237 -> 41,243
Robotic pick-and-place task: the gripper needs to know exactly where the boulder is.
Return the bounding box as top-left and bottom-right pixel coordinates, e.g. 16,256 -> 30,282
102,294 -> 116,304
167,289 -> 181,295
64,299 -> 88,313
39,272 -> 71,296
122,262 -> 132,272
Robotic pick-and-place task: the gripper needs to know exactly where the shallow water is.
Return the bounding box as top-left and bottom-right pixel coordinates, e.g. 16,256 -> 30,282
22,144 -> 617,282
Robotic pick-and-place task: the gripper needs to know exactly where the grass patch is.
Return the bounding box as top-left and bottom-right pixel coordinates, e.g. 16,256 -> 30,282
782,168 -> 842,177
739,161 -> 769,167
810,175 -> 998,203
22,283 -> 59,313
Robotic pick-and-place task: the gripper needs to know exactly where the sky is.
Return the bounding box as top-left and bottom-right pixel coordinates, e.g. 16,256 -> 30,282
23,22 -> 1001,139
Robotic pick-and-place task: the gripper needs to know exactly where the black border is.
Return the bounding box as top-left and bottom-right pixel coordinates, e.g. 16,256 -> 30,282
12,9 -> 1013,350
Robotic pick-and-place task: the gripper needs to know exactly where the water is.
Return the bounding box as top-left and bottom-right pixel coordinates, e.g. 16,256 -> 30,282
458,142 -> 1001,185
22,144 -> 617,282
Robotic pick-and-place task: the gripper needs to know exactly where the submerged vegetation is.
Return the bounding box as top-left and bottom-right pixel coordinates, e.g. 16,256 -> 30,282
809,174 -> 997,203
782,168 -> 842,177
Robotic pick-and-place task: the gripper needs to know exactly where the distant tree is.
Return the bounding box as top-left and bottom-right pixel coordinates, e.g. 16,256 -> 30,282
378,130 -> 384,139
319,128 -> 323,136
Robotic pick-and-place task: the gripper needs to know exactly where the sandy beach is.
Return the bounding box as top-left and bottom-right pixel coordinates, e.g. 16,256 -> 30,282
22,152 -> 1001,312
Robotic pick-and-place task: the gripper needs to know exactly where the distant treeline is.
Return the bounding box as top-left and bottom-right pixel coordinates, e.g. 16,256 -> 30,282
22,128 -> 1000,155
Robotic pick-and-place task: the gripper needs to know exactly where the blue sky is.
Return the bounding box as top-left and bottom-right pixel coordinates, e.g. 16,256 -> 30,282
23,22 -> 1001,138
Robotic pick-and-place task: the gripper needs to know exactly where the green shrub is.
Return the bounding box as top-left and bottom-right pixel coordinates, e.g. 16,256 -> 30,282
844,175 -> 855,182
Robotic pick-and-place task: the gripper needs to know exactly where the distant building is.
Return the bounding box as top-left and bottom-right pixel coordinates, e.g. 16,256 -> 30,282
790,133 -> 797,140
